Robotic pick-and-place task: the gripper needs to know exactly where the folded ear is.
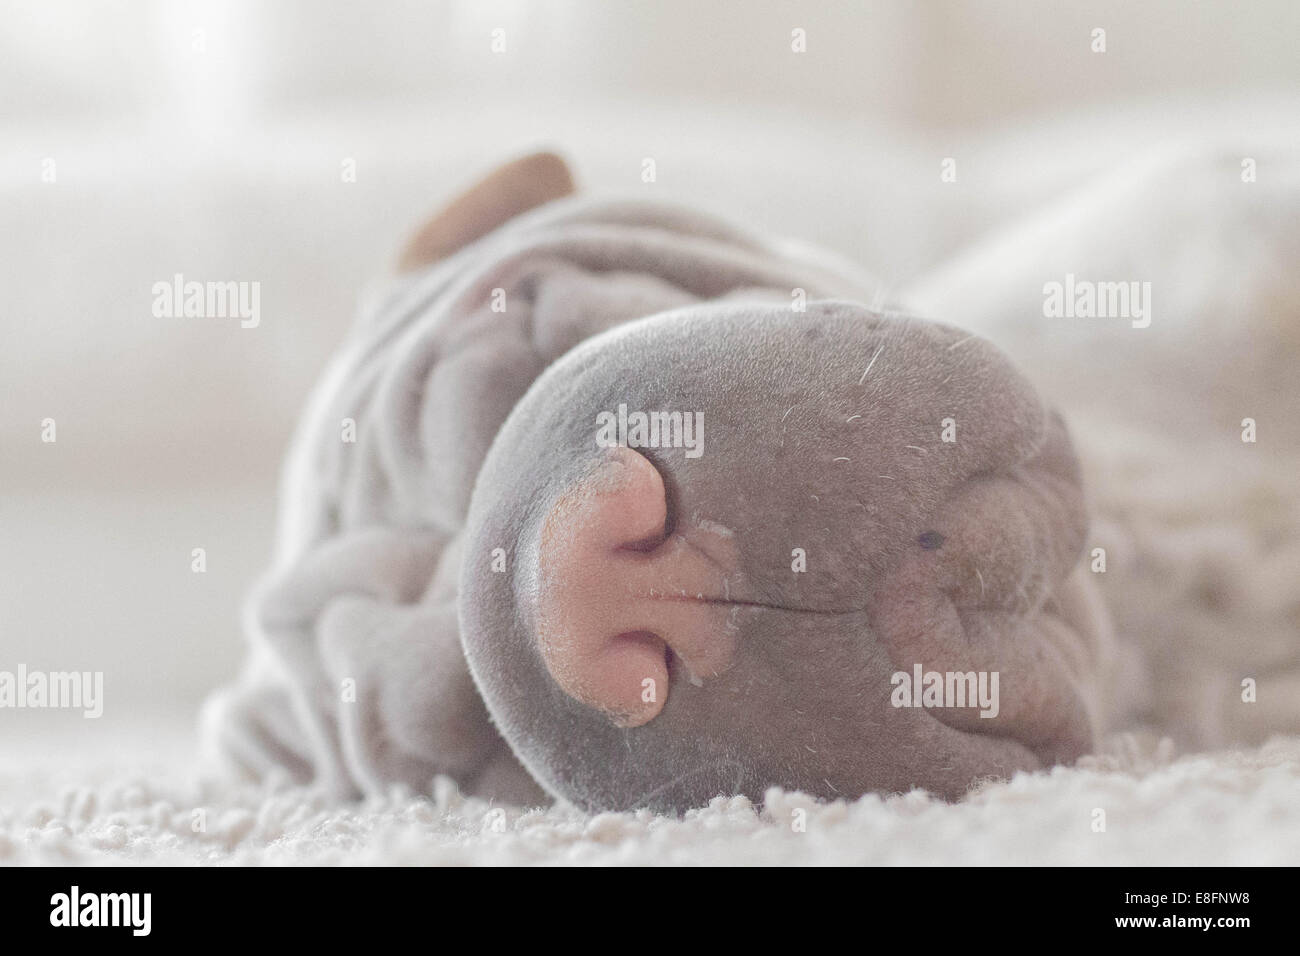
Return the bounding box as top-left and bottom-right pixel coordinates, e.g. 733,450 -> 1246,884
396,151 -> 576,272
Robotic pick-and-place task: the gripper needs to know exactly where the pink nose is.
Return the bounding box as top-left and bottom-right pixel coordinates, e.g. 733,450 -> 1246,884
533,447 -> 741,727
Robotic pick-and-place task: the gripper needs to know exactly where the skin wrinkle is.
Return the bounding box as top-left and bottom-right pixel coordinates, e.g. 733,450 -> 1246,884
643,593 -> 864,616
859,406 -> 1096,764
210,161 -> 1122,813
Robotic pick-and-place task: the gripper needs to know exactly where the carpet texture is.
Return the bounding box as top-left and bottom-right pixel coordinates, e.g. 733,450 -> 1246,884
3,733 -> 1297,865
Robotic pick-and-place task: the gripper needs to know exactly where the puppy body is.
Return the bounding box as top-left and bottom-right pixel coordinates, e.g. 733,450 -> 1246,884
203,149 -> 1299,810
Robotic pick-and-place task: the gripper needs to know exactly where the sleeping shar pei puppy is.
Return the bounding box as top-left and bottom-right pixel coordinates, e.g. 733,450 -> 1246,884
212,149 -> 1297,813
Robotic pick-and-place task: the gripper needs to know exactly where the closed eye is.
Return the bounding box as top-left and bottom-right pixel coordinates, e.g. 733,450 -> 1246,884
917,530 -> 945,550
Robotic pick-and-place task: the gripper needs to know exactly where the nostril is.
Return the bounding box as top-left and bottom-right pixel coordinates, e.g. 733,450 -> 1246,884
584,448 -> 672,554
618,525 -> 669,554
533,445 -> 739,728
613,452 -> 676,553
534,448 -> 676,726
612,629 -> 665,656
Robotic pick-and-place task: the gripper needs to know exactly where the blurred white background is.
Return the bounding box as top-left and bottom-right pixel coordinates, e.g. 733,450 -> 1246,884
2,0 -> 1298,744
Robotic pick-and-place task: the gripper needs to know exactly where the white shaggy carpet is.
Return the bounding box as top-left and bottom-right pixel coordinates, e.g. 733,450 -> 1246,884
3,726 -> 1297,866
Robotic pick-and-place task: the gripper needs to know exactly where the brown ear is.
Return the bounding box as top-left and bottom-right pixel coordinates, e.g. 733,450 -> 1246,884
396,151 -> 576,272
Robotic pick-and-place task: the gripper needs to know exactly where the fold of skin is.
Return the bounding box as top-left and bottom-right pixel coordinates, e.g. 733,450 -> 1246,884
206,184 -> 1118,813
904,146 -> 1300,752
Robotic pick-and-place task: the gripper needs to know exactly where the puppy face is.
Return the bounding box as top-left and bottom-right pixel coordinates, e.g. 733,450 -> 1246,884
460,302 -> 1097,812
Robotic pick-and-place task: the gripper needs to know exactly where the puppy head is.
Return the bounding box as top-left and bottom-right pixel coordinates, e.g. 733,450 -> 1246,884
460,302 -> 1095,812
